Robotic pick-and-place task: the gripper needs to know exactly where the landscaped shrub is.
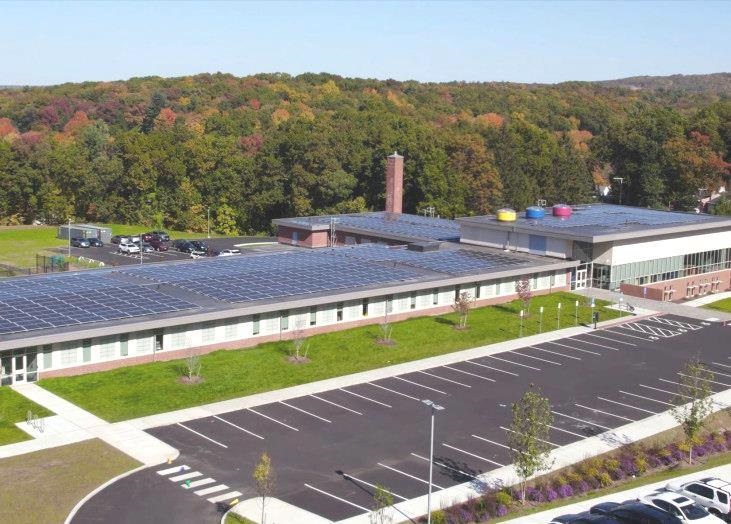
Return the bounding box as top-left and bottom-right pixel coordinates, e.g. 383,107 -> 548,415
597,471 -> 613,487
429,509 -> 446,524
496,504 -> 508,517
545,487 -> 559,502
557,484 -> 574,498
494,491 -> 513,508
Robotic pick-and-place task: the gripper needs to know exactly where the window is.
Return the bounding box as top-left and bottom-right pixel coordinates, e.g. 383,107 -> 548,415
336,302 -> 344,322
385,296 -> 393,314
291,231 -> 299,245
281,311 -> 289,331
474,283 -> 481,299
154,331 -> 163,351
362,298 -> 369,317
98,337 -> 116,360
43,344 -> 52,369
82,339 -> 92,363
136,335 -> 151,354
252,314 -> 260,335
120,335 -> 128,357
454,285 -> 461,302
60,344 -> 78,365
686,484 -> 714,499
528,234 -> 547,253
309,307 -> 317,326
172,330 -> 186,348
225,322 -> 237,339
202,322 -> 215,344
717,491 -> 728,505
432,288 -> 439,305
410,292 -> 416,309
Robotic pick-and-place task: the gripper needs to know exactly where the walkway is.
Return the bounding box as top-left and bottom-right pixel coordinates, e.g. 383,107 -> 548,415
683,290 -> 731,308
507,462 -> 731,523
578,287 -> 731,322
5,383 -> 177,465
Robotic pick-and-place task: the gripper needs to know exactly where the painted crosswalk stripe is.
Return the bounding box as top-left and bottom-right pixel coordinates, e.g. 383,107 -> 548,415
310,394 -> 363,415
157,465 -> 189,476
169,471 -> 203,482
280,401 -> 332,423
442,443 -> 505,467
184,478 -> 216,489
304,483 -> 370,512
213,415 -> 265,440
176,423 -> 228,449
207,491 -> 243,504
606,328 -> 651,341
377,463 -> 445,490
575,403 -> 635,422
194,484 -> 229,496
411,452 -> 479,480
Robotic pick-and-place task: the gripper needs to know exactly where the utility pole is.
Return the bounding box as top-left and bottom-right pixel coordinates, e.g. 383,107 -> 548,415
67,218 -> 71,258
613,177 -> 624,205
207,206 -> 211,239
539,306 -> 544,333
557,302 -> 562,330
422,399 -> 444,524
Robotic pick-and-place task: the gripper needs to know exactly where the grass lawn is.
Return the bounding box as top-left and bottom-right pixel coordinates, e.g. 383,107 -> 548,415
40,292 -> 619,422
703,296 -> 731,313
0,224 -> 217,269
0,439 -> 141,524
225,512 -> 256,524
0,388 -> 53,445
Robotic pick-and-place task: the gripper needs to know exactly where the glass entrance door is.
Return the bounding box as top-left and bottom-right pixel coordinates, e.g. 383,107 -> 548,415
13,351 -> 26,384
1,354 -> 12,386
0,349 -> 37,386
574,269 -> 588,290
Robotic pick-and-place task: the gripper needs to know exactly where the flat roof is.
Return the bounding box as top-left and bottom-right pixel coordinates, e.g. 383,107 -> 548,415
457,204 -> 731,242
273,211 -> 461,242
0,244 -> 576,349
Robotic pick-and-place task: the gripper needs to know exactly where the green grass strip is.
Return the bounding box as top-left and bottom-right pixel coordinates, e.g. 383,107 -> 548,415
0,388 -> 54,445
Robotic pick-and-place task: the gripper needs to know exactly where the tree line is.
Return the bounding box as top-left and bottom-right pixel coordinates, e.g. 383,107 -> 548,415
0,73 -> 729,233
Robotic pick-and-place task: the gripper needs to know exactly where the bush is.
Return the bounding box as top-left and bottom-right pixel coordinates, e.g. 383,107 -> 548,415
496,504 -> 508,517
494,491 -> 513,508
557,484 -> 574,498
429,510 -> 445,524
545,488 -> 559,502
597,471 -> 613,487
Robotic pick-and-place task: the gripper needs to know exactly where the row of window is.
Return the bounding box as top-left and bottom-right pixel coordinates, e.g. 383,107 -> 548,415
610,248 -> 731,288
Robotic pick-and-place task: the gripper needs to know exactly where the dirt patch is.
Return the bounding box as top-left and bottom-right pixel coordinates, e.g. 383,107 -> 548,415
376,339 -> 396,346
177,376 -> 204,385
287,355 -> 311,364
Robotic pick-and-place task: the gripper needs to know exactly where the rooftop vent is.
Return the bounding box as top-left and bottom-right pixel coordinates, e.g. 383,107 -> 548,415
407,241 -> 441,252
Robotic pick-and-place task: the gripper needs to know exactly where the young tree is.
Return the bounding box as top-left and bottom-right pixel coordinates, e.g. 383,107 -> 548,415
369,484 -> 395,524
452,291 -> 475,329
377,312 -> 394,345
507,385 -> 555,504
183,348 -> 202,383
515,278 -> 532,314
289,320 -> 310,363
253,452 -> 276,524
671,358 -> 715,464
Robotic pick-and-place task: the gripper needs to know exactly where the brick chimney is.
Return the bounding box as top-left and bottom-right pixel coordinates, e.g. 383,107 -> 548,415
385,151 -> 404,214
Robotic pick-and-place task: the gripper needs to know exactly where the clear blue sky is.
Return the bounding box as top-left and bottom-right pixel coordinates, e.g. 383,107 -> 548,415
4,0 -> 730,85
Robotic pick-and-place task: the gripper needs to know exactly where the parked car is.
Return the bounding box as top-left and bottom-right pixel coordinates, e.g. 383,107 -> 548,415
129,235 -> 141,243
668,478 -> 731,521
175,241 -> 197,253
148,237 -> 168,251
551,514 -> 620,524
190,240 -> 209,251
640,490 -> 723,523
139,242 -> 155,253
190,250 -> 207,259
140,232 -> 157,242
111,235 -> 129,244
88,238 -> 103,247
151,230 -> 170,241
118,241 -> 140,254
591,502 -> 683,523
70,237 -> 90,248
218,249 -> 241,257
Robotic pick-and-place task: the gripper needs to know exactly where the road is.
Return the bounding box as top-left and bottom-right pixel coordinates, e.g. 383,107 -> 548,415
71,315 -> 730,523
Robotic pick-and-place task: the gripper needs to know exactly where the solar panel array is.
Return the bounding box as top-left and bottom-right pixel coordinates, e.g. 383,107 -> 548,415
334,245 -> 529,274
120,250 -> 423,303
0,274 -> 197,335
538,206 -> 715,230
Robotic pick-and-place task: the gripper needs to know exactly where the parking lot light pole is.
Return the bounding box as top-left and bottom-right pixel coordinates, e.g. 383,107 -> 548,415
422,399 -> 444,524
539,306 -> 544,333
207,207 -> 211,239
557,302 -> 562,329
519,309 -> 524,337
574,300 -> 579,326
67,218 -> 71,258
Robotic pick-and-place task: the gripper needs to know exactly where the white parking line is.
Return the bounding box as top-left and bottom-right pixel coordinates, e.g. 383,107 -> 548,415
500,426 -> 559,447
185,478 -> 216,489
526,346 -> 582,361
646,317 -> 702,330
618,390 -> 672,406
472,434 -> 513,451
597,396 -> 657,415
712,361 -> 731,370
703,368 -> 731,379
213,415 -> 265,440
418,370 -> 471,388
341,473 -> 408,501
442,365 -> 496,382
170,471 -> 203,482
411,452 -> 480,480
176,423 -> 229,449
194,484 -> 230,496
545,424 -> 587,439
466,360 -> 519,376
158,465 -> 190,476
582,332 -> 637,347
569,337 -> 621,351
442,443 -> 505,467
368,382 -> 420,401
605,328 -> 652,341
311,394 -> 363,415
545,340 -> 601,356
551,411 -> 612,431
575,403 -> 635,422
677,372 -> 731,388
640,383 -> 691,400
207,491 -> 243,504
280,401 -> 332,423
377,463 -> 445,490
247,408 -> 300,431
510,350 -> 561,366
485,355 -> 541,371
393,376 -> 448,395
304,483 -> 370,512
339,388 -> 392,408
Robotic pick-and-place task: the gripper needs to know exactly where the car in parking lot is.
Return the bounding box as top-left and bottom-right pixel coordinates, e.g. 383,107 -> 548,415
148,237 -> 168,251
140,232 -> 157,242
591,501 -> 683,523
88,238 -> 103,247
70,237 -> 90,248
118,241 -> 140,254
150,230 -> 170,241
640,490 -> 722,522
138,242 -> 155,253
174,240 -> 197,253
190,240 -> 209,252
668,479 -> 731,521
551,514 -> 620,523
218,249 -> 241,257
111,235 -> 128,244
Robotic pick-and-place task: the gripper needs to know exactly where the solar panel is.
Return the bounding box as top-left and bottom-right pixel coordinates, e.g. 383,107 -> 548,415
0,273 -> 198,336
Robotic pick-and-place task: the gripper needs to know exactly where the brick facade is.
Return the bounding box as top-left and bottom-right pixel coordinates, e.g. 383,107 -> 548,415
620,268 -> 731,302
276,225 -> 329,248
385,152 -> 404,214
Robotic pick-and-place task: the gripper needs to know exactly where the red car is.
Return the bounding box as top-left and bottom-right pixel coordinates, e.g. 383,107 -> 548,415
148,237 -> 168,251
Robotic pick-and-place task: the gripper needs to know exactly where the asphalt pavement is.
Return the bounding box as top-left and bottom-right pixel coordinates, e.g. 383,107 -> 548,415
70,315 -> 730,523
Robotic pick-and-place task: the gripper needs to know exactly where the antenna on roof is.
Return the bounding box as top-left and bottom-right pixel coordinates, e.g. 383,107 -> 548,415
537,198 -> 547,207
422,206 -> 435,218
329,217 -> 339,248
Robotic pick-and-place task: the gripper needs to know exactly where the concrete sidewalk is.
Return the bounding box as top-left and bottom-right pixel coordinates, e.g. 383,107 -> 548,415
506,462 -> 731,523
578,287 -> 731,322
4,383 -> 177,465
683,291 -> 731,308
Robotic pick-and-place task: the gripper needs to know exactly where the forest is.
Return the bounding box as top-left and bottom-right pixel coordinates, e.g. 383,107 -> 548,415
0,73 -> 729,234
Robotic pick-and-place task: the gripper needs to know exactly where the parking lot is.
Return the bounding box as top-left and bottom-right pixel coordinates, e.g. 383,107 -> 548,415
71,315 -> 731,523
55,236 -> 279,267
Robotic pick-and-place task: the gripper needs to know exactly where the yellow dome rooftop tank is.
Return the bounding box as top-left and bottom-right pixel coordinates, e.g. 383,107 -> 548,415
496,208 -> 517,222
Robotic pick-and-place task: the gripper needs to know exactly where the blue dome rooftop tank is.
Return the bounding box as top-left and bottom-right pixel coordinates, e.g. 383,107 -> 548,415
525,206 -> 546,219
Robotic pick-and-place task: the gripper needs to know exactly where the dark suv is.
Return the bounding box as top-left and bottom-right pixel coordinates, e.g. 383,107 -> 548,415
148,237 -> 168,251
88,238 -> 103,247
70,237 -> 90,248
591,502 -> 683,524
151,230 -> 170,241
174,240 -> 196,253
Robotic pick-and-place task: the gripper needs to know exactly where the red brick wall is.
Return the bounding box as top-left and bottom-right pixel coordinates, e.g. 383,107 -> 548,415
386,153 -> 404,214
620,269 -> 731,302
39,284 -> 569,378
276,226 -> 329,248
